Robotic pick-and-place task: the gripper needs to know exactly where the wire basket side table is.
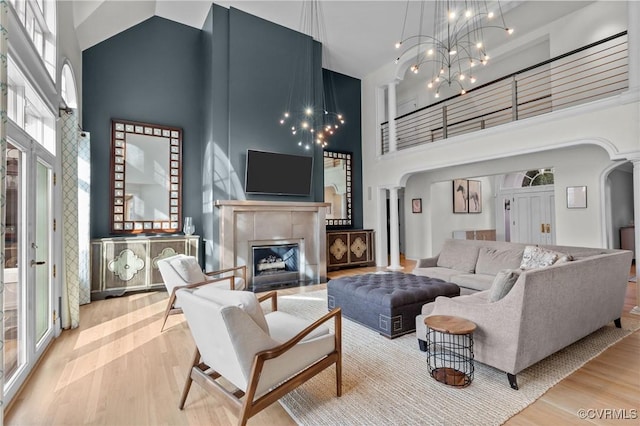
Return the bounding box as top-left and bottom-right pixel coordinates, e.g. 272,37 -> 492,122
424,315 -> 477,387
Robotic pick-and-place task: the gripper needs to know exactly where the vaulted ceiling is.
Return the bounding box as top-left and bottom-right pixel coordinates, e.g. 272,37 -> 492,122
70,1 -> 594,79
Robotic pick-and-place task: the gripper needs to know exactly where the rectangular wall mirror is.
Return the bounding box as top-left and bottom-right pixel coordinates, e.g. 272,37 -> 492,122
110,119 -> 182,233
324,150 -> 352,227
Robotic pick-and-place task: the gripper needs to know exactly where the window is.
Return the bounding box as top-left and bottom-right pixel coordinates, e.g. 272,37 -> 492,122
522,169 -> 554,187
60,64 -> 77,108
7,55 -> 56,154
9,0 -> 56,79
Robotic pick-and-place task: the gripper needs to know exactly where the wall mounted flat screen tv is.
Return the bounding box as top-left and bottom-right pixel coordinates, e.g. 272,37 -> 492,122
245,149 -> 313,196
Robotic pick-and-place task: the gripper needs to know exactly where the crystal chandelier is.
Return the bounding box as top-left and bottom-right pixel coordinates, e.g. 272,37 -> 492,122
279,0 -> 344,150
394,0 -> 514,97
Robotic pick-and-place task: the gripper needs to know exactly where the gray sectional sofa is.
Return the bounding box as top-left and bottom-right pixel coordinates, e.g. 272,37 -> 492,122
413,239 -> 633,389
413,239 -> 529,294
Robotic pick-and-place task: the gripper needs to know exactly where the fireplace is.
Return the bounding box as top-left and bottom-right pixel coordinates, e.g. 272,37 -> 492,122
251,241 -> 302,291
216,200 -> 329,290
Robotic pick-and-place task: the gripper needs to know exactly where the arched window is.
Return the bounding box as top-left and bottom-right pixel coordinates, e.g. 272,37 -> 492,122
61,63 -> 77,108
522,169 -> 554,187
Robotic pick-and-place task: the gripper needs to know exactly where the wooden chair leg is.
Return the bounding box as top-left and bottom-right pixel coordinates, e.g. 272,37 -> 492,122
160,311 -> 170,333
178,372 -> 193,410
179,349 -> 200,409
161,292 -> 177,332
336,358 -> 342,397
237,410 -> 250,426
336,310 -> 342,397
237,391 -> 253,426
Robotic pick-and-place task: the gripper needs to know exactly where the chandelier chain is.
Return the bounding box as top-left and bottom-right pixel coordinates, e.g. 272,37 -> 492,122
280,0 -> 345,150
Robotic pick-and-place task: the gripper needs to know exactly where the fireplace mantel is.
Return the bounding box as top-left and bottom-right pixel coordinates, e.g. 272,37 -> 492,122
216,200 -> 330,289
215,200 -> 330,209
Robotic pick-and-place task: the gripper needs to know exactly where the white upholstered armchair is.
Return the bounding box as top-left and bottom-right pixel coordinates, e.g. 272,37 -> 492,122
177,288 -> 342,426
156,254 -> 246,331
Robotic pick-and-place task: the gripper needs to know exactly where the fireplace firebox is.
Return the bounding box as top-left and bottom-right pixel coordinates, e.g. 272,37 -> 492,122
251,242 -> 301,292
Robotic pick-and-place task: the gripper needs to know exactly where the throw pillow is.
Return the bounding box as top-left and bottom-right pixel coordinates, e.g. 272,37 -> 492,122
436,239 -> 481,273
169,256 -> 208,284
488,269 -> 520,302
475,247 -> 525,275
520,246 -> 562,269
195,289 -> 270,333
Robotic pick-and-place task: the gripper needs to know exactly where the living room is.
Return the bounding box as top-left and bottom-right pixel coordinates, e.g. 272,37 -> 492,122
2,0 -> 639,424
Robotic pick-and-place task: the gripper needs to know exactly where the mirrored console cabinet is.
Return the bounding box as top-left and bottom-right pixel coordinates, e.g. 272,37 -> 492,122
326,229 -> 375,271
90,235 -> 199,299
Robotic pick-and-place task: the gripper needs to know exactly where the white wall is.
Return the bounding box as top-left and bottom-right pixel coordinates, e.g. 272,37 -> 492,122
57,1 -> 83,120
401,145 -> 616,258
550,1 -> 628,56
551,146 -> 613,247
430,177 -> 494,255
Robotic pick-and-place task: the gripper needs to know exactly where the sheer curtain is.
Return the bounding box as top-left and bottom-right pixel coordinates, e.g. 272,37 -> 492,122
61,112 -> 90,329
61,111 -> 79,328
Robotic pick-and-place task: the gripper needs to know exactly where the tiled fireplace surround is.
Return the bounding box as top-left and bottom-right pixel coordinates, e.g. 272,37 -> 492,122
216,200 -> 330,288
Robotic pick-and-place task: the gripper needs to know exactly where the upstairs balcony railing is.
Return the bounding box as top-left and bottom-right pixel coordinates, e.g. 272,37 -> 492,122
381,32 -> 628,154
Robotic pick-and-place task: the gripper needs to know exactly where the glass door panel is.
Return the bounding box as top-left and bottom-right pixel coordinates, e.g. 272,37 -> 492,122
3,139 -> 55,405
34,159 -> 51,342
3,142 -> 24,384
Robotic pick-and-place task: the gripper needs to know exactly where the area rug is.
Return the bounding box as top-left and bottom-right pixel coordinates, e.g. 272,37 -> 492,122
276,291 -> 639,426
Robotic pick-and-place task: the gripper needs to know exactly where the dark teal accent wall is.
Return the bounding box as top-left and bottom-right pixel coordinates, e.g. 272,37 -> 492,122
201,6 -> 325,268
201,4 -> 230,268
83,16 -> 203,238
225,7 -> 324,205
82,7 -> 362,268
322,69 -> 363,229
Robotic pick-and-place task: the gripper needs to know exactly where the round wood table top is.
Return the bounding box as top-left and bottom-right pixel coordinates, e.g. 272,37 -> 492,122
424,315 -> 476,335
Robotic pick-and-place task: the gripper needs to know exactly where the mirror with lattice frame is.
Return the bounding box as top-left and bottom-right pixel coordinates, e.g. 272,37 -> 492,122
110,119 -> 182,233
324,150 -> 352,227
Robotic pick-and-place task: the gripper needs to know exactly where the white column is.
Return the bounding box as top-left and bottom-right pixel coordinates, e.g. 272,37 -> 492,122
628,1 -> 640,90
387,186 -> 403,271
376,187 -> 389,267
631,160 -> 640,315
387,81 -> 398,153
628,10 -> 640,315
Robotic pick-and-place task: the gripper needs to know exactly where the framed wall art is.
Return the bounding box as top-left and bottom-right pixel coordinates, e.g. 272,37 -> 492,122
453,179 -> 468,213
567,186 -> 587,208
412,198 -> 422,213
467,180 -> 482,213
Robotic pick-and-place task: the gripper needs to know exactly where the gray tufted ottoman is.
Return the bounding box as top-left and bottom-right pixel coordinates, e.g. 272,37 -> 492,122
327,272 -> 460,338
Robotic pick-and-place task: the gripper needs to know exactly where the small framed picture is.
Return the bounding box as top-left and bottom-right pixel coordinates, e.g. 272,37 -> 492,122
567,186 -> 587,208
467,180 -> 482,213
453,179 -> 468,213
412,198 -> 422,213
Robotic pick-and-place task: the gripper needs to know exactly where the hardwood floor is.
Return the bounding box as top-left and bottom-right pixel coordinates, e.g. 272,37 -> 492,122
5,259 -> 639,425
